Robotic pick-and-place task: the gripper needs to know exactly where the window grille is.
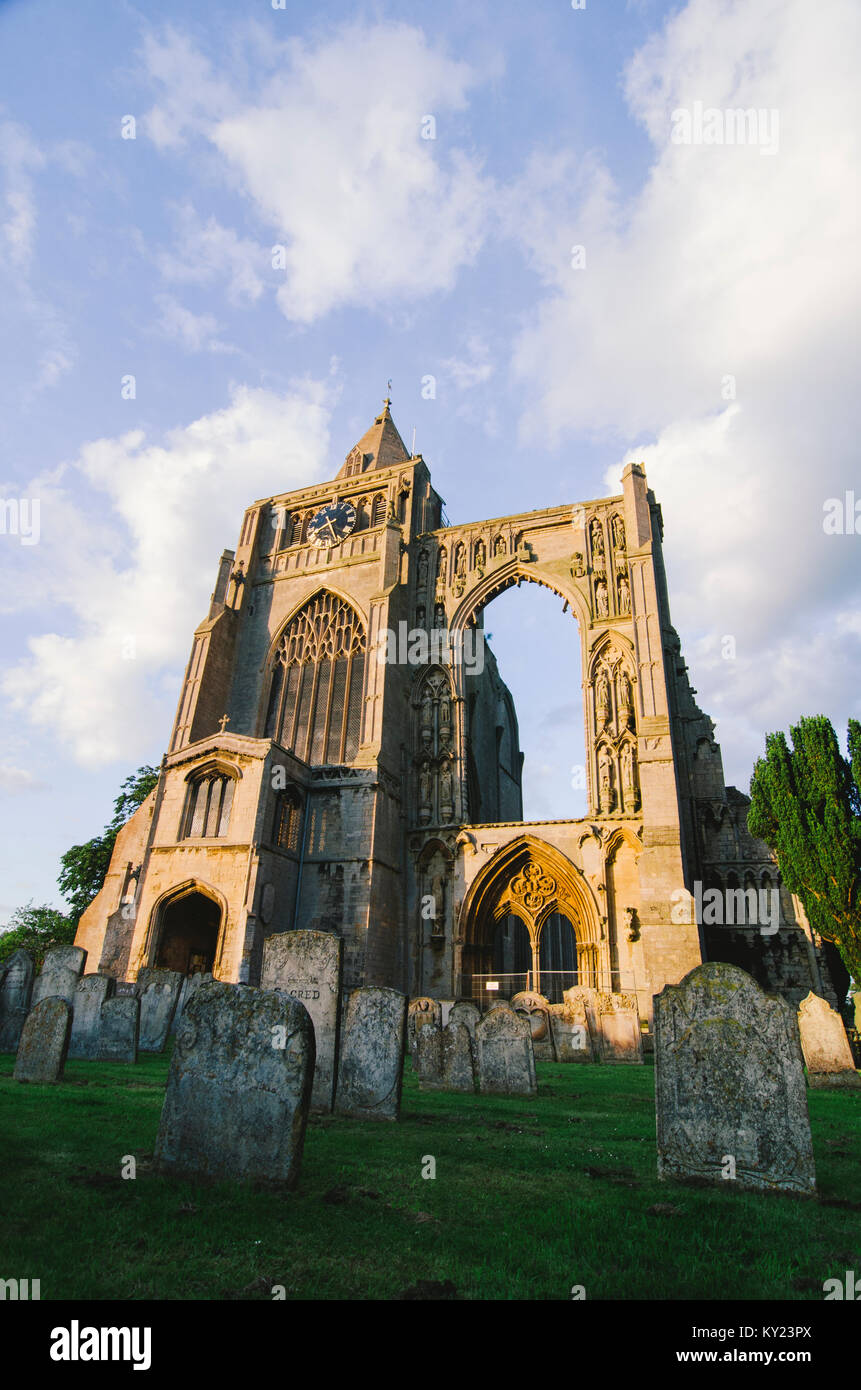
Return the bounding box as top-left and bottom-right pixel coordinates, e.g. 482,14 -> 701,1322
274,787 -> 303,851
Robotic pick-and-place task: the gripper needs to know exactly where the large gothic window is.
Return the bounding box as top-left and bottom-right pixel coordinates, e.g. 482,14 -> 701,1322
264,592 -> 367,763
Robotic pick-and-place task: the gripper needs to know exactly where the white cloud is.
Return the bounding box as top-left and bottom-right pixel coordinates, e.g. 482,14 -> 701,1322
154,293 -> 236,354
441,336 -> 495,391
0,766 -> 46,796
156,205 -> 265,306
2,383 -> 332,766
143,22 -> 493,322
508,0 -> 861,783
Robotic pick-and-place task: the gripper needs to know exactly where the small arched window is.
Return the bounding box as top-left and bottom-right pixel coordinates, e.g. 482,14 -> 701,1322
371,495 -> 386,528
274,787 -> 303,851
184,770 -> 236,839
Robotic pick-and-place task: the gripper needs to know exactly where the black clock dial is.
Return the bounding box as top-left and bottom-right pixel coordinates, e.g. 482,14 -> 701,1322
307,500 -> 357,548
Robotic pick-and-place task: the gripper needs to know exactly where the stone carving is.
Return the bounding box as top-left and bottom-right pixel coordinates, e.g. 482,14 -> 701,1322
618,671 -> 635,729
511,990 -> 556,1061
417,550 -> 429,591
797,991 -> 860,1088
0,949 -> 35,1052
611,514 -> 625,550
509,862 -> 556,917
595,669 -> 611,730
493,535 -> 506,557
654,963 -> 816,1193
155,981 -> 314,1186
572,552 -> 585,577
621,742 -> 639,811
439,761 -> 454,821
618,572 -> 631,614
475,1004 -> 537,1095
335,987 -> 407,1120
31,945 -> 87,1008
261,931 -> 343,1112
419,761 -> 432,824
99,996 -> 139,1063
69,974 -> 115,1060
595,579 -> 609,618
14,998 -> 71,1084
407,995 -> 441,1058
598,745 -> 615,812
137,968 -> 183,1052
590,519 -> 605,565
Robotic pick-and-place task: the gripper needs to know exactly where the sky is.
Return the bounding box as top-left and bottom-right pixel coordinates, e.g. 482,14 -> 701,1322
0,0 -> 858,919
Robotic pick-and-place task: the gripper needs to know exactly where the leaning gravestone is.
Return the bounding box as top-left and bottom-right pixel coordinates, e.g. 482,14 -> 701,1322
798,991 -> 860,1089
440,1021 -> 476,1092
99,996 -> 139,1063
261,932 -> 342,1112
137,968 -> 183,1052
549,998 -> 594,1063
155,981 -> 314,1186
335,987 -> 407,1120
171,971 -> 213,1035
475,1004 -> 537,1096
595,991 -> 643,1063
0,949 -> 36,1051
14,998 -> 71,1084
31,945 -> 87,1008
655,962 -> 816,1193
68,974 -> 115,1059
511,991 -> 556,1061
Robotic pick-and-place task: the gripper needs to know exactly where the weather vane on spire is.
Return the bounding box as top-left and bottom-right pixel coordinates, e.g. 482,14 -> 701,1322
384,379 -> 392,407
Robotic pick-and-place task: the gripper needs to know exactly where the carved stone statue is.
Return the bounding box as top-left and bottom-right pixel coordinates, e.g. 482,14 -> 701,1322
417,550 -> 429,591
595,579 -> 609,618
439,761 -> 453,819
474,540 -> 486,570
618,671 -> 635,729
590,519 -> 605,564
618,572 -> 631,614
595,669 -> 611,730
419,762 -> 432,824
598,745 -> 615,813
494,535 -> 506,557
612,515 -> 625,550
572,552 -> 585,577
434,603 -> 446,629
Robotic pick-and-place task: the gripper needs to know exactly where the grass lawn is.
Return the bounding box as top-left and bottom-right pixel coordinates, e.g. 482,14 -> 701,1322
0,1048 -> 859,1301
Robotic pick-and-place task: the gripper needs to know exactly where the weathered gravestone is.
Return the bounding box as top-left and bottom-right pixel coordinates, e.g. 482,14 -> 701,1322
154,981 -> 314,1186
137,968 -> 183,1052
449,1000 -> 481,1038
415,1019 -> 444,1089
440,1020 -> 476,1092
99,996 -> 139,1063
439,999 -> 457,1028
0,949 -> 35,1051
798,991 -> 860,1089
31,945 -> 86,1008
69,974 -> 115,1059
408,996 -> 441,1057
595,991 -> 643,1063
171,971 -> 213,1035
655,962 -> 816,1194
14,998 -> 71,1084
549,997 -> 594,1062
261,932 -> 342,1112
115,981 -> 140,998
475,1004 -> 537,1096
511,991 -> 556,1061
335,987 -> 407,1120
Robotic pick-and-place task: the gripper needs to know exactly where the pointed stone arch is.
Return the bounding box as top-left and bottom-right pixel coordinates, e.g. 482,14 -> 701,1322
146,878 -> 228,977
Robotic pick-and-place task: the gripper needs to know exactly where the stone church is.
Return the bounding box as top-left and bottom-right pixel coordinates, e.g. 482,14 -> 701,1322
75,400 -> 845,1022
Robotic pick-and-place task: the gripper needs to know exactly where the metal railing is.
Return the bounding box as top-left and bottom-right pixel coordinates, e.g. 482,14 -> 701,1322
468,969 -> 636,1006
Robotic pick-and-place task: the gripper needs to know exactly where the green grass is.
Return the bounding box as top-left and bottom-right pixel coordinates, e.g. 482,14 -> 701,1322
0,1049 -> 859,1300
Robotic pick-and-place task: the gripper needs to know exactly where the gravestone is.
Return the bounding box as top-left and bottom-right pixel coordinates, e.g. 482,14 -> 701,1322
440,1020 -> 476,1092
171,971 -> 213,1035
335,987 -> 407,1120
449,1000 -> 481,1038
511,991 -> 556,1061
154,981 -> 314,1186
475,1004 -> 537,1096
31,945 -> 87,1008
115,981 -> 140,998
408,997 -> 442,1058
137,968 -> 183,1052
655,962 -> 816,1194
99,996 -> 139,1063
798,991 -> 860,1089
261,931 -> 342,1112
415,1018 -> 444,1089
549,998 -> 594,1062
69,974 -> 115,1059
0,949 -> 35,1051
563,987 -> 600,1044
14,998 -> 71,1084
439,999 -> 457,1028
595,992 -> 643,1063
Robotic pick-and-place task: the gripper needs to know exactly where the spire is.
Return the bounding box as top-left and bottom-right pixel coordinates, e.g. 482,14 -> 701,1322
336,393 -> 411,479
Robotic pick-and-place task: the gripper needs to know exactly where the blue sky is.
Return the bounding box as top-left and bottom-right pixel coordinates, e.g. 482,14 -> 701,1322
1,0 -> 858,919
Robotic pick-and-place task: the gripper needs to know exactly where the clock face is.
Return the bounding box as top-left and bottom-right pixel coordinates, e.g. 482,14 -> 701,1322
307,499 -> 356,548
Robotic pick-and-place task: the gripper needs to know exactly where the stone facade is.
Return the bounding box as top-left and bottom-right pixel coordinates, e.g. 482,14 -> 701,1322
72,402 -> 838,1027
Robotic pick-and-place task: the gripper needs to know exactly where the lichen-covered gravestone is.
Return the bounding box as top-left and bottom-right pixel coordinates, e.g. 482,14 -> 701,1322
475,1004 -> 537,1096
69,974 -> 115,1059
0,949 -> 35,1051
31,945 -> 87,1008
595,991 -> 643,1063
155,981 -> 314,1186
99,996 -> 139,1063
655,962 -> 816,1193
440,1021 -> 476,1092
549,997 -> 594,1062
137,968 -> 183,1052
797,991 -> 860,1089
511,991 -> 556,1061
14,998 -> 71,1083
261,931 -> 342,1112
171,972 -> 213,1035
448,1000 -> 480,1038
407,996 -> 441,1058
335,987 -> 407,1120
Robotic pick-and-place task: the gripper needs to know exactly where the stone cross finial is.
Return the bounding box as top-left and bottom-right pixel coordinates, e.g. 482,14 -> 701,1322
218,714 -> 230,734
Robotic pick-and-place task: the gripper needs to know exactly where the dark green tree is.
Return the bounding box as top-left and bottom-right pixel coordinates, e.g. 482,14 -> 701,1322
0,903 -> 75,968
748,717 -> 861,985
57,765 -> 159,922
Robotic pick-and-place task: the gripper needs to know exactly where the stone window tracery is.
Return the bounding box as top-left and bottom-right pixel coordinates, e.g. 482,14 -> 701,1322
264,592 -> 366,764
184,770 -> 236,839
274,786 -> 303,851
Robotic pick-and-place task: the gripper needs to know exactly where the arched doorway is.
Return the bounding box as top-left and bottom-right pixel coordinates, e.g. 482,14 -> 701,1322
538,912 -> 578,1003
154,889 -> 221,976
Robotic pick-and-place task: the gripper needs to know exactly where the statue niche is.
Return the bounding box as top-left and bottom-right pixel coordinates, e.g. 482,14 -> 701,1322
413,669 -> 457,827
